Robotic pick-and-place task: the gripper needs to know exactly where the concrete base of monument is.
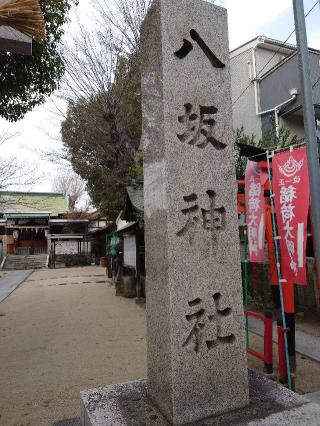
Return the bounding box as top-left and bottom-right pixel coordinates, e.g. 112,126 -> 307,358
80,370 -> 320,426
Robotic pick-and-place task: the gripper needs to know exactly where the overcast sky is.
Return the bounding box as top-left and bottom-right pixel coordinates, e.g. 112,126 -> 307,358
1,0 -> 320,193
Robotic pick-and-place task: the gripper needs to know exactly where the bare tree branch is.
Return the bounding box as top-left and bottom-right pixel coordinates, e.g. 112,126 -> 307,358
52,168 -> 86,211
0,131 -> 42,194
95,0 -> 152,55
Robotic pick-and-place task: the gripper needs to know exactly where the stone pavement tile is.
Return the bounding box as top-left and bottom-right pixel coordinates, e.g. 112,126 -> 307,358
0,270 -> 33,303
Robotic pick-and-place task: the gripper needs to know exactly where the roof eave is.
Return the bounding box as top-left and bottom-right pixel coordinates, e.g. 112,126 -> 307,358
230,35 -> 296,60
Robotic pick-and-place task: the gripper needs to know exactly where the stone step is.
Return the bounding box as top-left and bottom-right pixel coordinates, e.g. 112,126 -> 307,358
3,255 -> 48,271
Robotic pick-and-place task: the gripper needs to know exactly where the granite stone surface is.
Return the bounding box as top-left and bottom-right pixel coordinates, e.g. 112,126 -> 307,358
141,0 -> 249,423
80,371 -> 320,426
53,418 -> 81,426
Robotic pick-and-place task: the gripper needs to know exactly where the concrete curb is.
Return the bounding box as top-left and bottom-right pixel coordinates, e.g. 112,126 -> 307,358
0,270 -> 33,304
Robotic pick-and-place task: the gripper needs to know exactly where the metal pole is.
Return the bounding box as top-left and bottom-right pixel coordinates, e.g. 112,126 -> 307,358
243,219 -> 249,349
293,0 -> 320,291
266,151 -> 292,390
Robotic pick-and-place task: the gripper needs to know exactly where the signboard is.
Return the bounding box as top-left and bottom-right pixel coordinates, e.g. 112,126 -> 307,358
123,235 -> 136,268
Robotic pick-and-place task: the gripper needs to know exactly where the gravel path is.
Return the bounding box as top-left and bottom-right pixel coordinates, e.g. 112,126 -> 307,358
0,266 -> 147,426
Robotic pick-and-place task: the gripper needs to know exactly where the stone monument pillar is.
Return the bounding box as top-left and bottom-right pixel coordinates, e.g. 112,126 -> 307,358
80,3 -> 320,425
141,0 -> 249,424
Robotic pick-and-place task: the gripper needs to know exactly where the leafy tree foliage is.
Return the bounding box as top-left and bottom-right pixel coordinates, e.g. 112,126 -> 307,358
0,0 -> 78,122
58,0 -> 151,221
235,125 -> 303,179
258,126 -> 303,150
61,56 -> 141,221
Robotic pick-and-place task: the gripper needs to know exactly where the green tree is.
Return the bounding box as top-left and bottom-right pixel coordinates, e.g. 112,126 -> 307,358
234,127 -> 255,179
61,55 -> 141,221
258,126 -> 303,150
59,8 -> 143,222
0,0 -> 78,122
234,125 -> 303,179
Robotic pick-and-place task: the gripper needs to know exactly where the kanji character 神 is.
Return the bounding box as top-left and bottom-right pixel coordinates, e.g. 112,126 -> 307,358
177,191 -> 226,253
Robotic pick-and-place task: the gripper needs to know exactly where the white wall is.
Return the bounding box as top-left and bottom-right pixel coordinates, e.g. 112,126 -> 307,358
54,241 -> 79,255
231,45 -> 289,142
231,49 -> 262,139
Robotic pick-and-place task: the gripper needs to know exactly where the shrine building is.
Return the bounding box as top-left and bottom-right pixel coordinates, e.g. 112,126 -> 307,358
0,191 -> 69,256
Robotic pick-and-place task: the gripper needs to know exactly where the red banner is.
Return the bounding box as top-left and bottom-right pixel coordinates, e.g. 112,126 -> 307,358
245,160 -> 266,262
272,147 -> 310,285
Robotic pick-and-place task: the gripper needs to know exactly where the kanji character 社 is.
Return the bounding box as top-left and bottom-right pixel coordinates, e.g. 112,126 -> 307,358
183,293 -> 235,353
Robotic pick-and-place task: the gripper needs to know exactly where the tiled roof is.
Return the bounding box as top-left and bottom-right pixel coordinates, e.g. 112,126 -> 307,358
0,191 -> 69,215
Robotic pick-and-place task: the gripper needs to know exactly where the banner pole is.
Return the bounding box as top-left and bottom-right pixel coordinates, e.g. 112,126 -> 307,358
266,151 -> 292,390
243,218 -> 249,349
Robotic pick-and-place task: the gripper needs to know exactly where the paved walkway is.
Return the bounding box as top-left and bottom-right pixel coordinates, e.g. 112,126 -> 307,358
0,270 -> 33,303
248,316 -> 320,363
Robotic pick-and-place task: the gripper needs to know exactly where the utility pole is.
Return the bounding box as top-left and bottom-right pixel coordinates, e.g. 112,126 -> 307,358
293,0 -> 320,290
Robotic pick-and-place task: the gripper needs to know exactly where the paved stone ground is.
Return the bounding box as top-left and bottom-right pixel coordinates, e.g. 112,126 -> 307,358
0,266 -> 147,426
0,270 -> 33,303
